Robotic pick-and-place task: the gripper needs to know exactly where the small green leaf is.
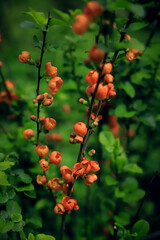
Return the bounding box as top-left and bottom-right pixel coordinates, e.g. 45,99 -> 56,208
20,21 -> 36,29
12,220 -> 25,232
6,200 -> 21,215
0,193 -> 8,204
29,9 -> 47,29
129,22 -> 148,31
49,18 -> 68,27
0,217 -> 14,233
115,104 -> 136,118
133,100 -> 147,112
0,153 -> 5,162
123,163 -> 143,174
24,190 -> 36,199
28,233 -> 35,240
52,8 -> 70,22
99,131 -> 115,152
105,175 -> 118,186
140,115 -> 156,128
11,213 -> 22,223
8,189 -> 16,199
121,82 -> 135,98
0,161 -> 15,171
17,173 -> 32,184
132,220 -> 150,240
130,4 -> 146,17
15,184 -> 34,192
0,172 -> 10,186
36,234 -> 55,240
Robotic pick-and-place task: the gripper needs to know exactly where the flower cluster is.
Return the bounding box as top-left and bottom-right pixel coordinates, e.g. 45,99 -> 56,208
73,157 -> 100,186
0,77 -> 19,104
69,122 -> 88,144
72,1 -> 103,35
54,196 -> 79,215
86,62 -> 116,100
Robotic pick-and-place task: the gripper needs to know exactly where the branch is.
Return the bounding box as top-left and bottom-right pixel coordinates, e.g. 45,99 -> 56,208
126,171 -> 158,229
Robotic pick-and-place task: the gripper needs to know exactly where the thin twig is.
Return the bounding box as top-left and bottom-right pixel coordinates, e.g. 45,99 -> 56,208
113,225 -> 118,240
126,171 -> 159,229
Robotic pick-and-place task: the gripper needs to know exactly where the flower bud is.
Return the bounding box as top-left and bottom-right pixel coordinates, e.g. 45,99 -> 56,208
78,98 -> 88,105
49,151 -> 62,165
84,173 -> 97,186
73,122 -> 87,137
45,62 -> 58,78
30,115 -> 36,121
44,117 -> 56,130
18,51 -> 31,63
39,159 -> 49,171
86,70 -> 99,84
36,145 -> 49,157
23,129 -> 34,140
75,135 -> 83,143
89,44 -> 105,63
36,175 -> 47,185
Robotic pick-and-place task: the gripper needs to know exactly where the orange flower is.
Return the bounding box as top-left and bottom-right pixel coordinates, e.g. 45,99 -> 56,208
73,122 -> 87,137
84,173 -> 97,186
72,14 -> 89,35
49,151 -> 62,165
62,196 -> 78,211
61,168 -> 74,183
75,135 -> 83,143
48,177 -> 62,190
36,145 -> 49,157
100,62 -> 112,75
39,159 -> 49,171
89,44 -> 105,63
73,159 -> 91,176
23,129 -> 34,140
108,83 -> 116,97
43,94 -> 54,106
45,62 -> 58,77
96,83 -> 109,100
30,115 -> 36,121
126,48 -> 140,62
124,34 -> 131,41
43,117 -> 56,130
62,184 -> 73,194
104,74 -> 114,83
48,77 -> 63,95
86,70 -> 99,84
83,1 -> 104,21
18,51 -> 31,63
36,175 -> 47,185
54,203 -> 65,215
90,161 -> 100,172
5,80 -> 15,89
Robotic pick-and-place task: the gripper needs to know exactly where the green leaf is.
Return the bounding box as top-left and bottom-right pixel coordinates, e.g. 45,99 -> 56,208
24,190 -> 36,199
0,193 -> 8,204
20,21 -> 36,29
28,233 -> 35,240
15,184 -> 34,192
99,131 -> 115,152
23,9 -> 47,29
123,163 -> 143,174
26,217 -> 42,229
105,175 -> 118,186
132,220 -> 150,240
17,173 -> 32,184
33,35 -> 42,49
0,161 -> 15,171
129,22 -> 148,31
52,8 -> 70,22
49,18 -> 68,27
7,200 -> 21,216
115,104 -> 136,118
11,213 -> 22,223
8,189 -> 16,199
12,221 -> 25,232
130,4 -> 145,17
140,115 -> 156,128
0,153 -> 5,162
0,172 -> 10,186
133,100 -> 147,112
123,189 -> 145,202
36,234 -> 55,240
0,217 -> 14,233
121,82 -> 135,98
